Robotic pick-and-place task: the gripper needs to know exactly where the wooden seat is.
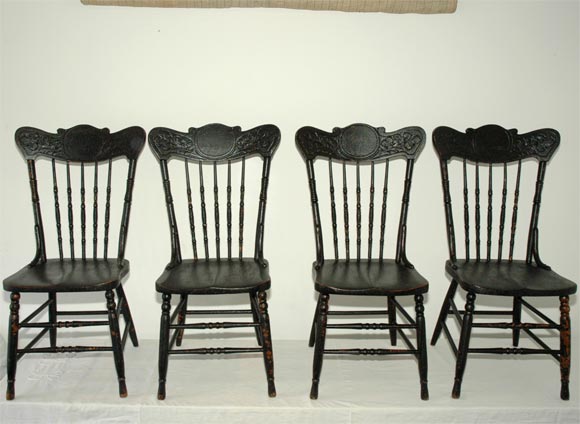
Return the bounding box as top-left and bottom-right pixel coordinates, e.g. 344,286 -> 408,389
4,259 -> 129,293
155,259 -> 270,294
430,124 -> 577,400
148,123 -> 280,400
296,123 -> 429,400
446,260 -> 576,297
3,125 -> 145,400
315,259 -> 428,296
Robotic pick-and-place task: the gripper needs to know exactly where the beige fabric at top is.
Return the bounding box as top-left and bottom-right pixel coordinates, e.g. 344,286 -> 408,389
80,0 -> 458,13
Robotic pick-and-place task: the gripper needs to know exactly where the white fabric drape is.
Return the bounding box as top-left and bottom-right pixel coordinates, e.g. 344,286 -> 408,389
80,0 -> 458,13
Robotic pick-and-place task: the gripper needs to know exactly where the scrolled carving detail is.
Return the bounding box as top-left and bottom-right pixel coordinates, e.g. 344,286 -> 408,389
296,124 -> 425,161
149,124 -> 280,161
434,125 -> 560,163
15,125 -> 145,161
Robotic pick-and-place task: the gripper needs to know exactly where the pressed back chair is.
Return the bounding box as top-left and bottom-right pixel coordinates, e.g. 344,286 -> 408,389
3,125 -> 145,399
430,124 -> 576,399
148,123 -> 280,400
295,123 -> 429,400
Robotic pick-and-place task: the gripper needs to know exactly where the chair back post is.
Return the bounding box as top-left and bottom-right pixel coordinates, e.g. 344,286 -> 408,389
526,160 -> 547,266
253,155 -> 273,267
304,158 -> 325,269
116,158 -> 138,264
395,158 -> 416,267
26,159 -> 48,266
160,159 -> 182,267
438,158 -> 457,263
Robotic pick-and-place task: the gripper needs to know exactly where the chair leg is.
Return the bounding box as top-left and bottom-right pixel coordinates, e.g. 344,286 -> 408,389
106,290 -> 127,398
250,293 -> 263,347
116,285 -> 139,347
559,295 -> 571,401
310,293 -> 329,400
308,295 -> 322,348
431,279 -> 459,345
257,290 -> 276,397
176,294 -> 188,347
388,296 -> 397,346
452,291 -> 475,399
512,296 -> 522,347
158,293 -> 172,400
48,293 -> 57,348
6,292 -> 20,400
415,294 -> 429,400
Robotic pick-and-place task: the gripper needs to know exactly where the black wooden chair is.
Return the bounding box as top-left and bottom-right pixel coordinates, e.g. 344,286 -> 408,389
3,125 -> 145,400
148,123 -> 280,400
295,123 -> 429,400
430,125 -> 576,400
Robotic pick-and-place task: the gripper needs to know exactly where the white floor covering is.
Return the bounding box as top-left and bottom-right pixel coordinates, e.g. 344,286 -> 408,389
0,339 -> 578,423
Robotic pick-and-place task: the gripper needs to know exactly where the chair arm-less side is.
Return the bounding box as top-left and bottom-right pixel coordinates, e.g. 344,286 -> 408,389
3,124 -> 145,400
430,124 -> 576,400
296,123 -> 429,400
148,123 -> 280,400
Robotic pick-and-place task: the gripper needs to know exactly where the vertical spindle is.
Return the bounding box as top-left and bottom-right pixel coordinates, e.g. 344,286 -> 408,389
185,160 -> 198,260
199,162 -> 209,260
508,161 -> 522,261
356,162 -> 361,262
66,162 -> 75,260
93,162 -> 98,259
227,161 -> 232,260
103,159 -> 112,259
52,159 -> 64,260
368,162 -> 375,260
379,160 -> 390,261
81,162 -> 86,260
463,159 -> 470,261
475,163 -> 481,261
239,157 -> 245,260
343,162 -> 350,261
497,163 -> 508,261
329,159 -> 339,260
486,164 -> 493,261
213,162 -> 221,260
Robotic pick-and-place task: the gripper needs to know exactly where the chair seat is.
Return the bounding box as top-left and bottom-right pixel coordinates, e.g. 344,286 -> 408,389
3,259 -> 129,292
446,259 -> 577,296
155,258 -> 271,294
314,259 -> 429,296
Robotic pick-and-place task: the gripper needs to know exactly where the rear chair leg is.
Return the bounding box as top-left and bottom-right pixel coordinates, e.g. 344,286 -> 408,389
158,293 -> 172,400
106,290 -> 127,398
431,279 -> 458,345
176,294 -> 188,347
512,296 -> 522,347
116,285 -> 139,347
310,293 -> 329,399
250,293 -> 263,347
48,293 -> 57,348
388,296 -> 397,346
559,295 -> 571,400
415,294 -> 429,400
258,291 -> 276,397
309,295 -> 322,348
452,291 -> 475,399
6,292 -> 20,400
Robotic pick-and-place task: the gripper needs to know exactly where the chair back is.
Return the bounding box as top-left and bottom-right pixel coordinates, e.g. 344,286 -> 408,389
432,124 -> 559,265
148,124 -> 280,267
15,125 -> 146,265
295,123 -> 426,268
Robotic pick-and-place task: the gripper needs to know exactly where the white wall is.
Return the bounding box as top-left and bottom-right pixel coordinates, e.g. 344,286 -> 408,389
1,0 -> 578,355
